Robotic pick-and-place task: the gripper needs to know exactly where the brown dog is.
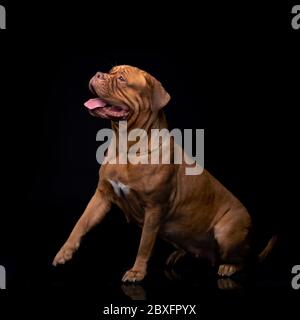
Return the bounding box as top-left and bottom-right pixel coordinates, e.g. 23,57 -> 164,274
53,65 -> 275,282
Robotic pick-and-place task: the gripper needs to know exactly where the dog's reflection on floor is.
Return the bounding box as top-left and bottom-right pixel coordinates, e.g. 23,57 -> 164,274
164,266 -> 243,290
121,265 -> 243,300
121,283 -> 147,300
217,278 -> 242,290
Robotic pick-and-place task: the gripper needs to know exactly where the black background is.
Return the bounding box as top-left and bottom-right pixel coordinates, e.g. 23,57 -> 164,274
0,1 -> 299,318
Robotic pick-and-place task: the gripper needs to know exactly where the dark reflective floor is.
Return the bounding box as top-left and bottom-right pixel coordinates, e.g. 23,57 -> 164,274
2,205 -> 299,319
3,256 -> 298,319
2,243 -> 298,317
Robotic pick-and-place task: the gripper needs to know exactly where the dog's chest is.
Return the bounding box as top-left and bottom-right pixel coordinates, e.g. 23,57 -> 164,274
108,179 -> 130,198
107,178 -> 145,224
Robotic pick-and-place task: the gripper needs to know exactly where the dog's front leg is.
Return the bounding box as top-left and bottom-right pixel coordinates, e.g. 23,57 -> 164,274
122,208 -> 162,282
52,188 -> 111,266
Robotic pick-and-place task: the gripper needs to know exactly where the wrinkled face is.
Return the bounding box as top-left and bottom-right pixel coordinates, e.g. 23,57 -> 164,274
84,65 -> 170,122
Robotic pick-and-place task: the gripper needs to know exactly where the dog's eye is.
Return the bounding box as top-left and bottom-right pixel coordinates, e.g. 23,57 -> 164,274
118,76 -> 126,82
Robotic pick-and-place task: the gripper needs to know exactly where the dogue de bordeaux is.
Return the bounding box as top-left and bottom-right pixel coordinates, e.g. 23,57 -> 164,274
53,65 -> 276,282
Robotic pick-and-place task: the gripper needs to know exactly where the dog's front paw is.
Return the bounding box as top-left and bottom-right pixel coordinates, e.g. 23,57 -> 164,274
122,268 -> 146,283
52,243 -> 79,266
218,264 -> 242,277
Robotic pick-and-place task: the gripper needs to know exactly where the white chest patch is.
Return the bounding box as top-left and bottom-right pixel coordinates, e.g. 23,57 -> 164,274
108,179 -> 130,197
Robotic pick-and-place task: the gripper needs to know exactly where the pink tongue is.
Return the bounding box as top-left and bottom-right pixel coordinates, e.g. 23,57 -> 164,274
84,98 -> 107,109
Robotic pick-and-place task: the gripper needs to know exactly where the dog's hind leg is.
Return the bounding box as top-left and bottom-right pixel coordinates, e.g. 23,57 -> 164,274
165,249 -> 186,267
214,208 -> 251,277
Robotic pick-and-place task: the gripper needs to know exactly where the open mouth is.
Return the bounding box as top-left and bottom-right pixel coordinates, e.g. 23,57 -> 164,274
84,97 -> 130,120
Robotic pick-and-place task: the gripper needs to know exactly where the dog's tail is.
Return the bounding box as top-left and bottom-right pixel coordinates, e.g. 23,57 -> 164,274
257,235 -> 278,262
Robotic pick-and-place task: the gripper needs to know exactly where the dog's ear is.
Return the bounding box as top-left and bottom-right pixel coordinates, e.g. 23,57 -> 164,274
149,76 -> 171,111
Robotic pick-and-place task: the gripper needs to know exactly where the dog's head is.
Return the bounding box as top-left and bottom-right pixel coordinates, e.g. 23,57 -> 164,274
84,65 -> 170,122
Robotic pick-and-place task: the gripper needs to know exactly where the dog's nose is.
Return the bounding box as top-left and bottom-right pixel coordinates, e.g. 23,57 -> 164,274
96,72 -> 105,80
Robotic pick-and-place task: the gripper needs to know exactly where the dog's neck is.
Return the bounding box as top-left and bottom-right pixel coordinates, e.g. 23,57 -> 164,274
111,111 -> 168,151
112,110 -> 167,130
